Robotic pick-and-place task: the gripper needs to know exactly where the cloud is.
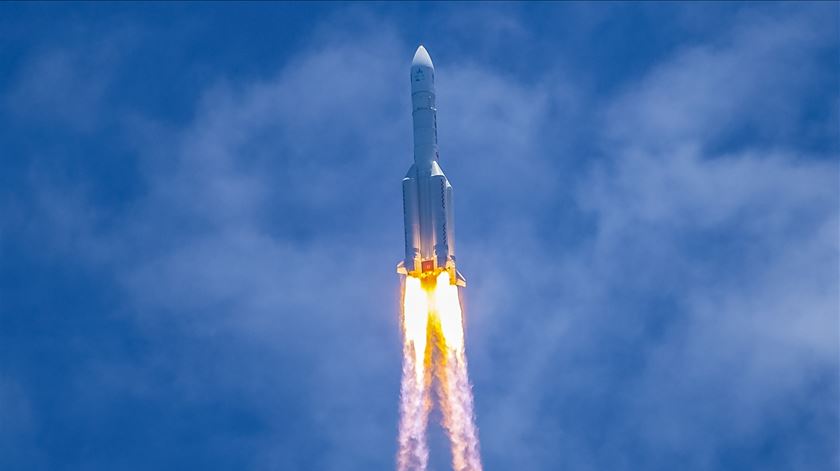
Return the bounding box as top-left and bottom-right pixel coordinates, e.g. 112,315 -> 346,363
464,6 -> 838,470
0,377 -> 42,468
1,3 -> 836,470
5,45 -> 117,133
605,6 -> 838,151
103,31 -> 416,469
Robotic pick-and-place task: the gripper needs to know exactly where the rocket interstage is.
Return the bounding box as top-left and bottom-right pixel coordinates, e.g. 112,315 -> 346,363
395,46 -> 482,471
396,45 -> 466,288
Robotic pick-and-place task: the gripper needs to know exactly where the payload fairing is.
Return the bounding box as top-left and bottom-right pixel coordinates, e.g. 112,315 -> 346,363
397,45 -> 466,287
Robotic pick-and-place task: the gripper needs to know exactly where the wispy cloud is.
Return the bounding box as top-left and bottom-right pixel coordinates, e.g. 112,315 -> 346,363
5,43 -> 119,133
605,7 -> 838,152
1,3 -> 836,470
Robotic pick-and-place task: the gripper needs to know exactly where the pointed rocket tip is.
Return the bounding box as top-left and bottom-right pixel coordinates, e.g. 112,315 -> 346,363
412,45 -> 434,69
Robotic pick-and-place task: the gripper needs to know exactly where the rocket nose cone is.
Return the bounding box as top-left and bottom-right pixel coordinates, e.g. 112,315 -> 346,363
412,45 -> 434,69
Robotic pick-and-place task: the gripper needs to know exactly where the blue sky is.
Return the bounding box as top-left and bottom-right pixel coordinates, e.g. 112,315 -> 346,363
1,2 -> 837,470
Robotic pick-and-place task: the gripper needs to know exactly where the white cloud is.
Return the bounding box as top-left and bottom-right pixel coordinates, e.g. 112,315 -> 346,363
467,7 -> 838,469
5,43 -> 118,133
0,377 -> 43,468
4,4 -> 836,470
606,7 -> 836,150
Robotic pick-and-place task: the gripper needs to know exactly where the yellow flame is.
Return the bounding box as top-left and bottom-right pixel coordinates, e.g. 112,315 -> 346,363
399,271 -> 481,470
432,271 -> 465,351
403,275 -> 429,382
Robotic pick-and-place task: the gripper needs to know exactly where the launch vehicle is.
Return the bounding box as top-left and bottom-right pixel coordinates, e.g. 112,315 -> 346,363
397,45 -> 466,287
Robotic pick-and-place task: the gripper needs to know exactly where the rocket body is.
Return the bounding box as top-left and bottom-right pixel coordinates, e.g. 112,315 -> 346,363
398,46 -> 466,287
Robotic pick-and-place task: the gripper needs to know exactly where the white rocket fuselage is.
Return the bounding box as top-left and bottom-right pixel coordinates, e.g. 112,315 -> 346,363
398,45 -> 465,287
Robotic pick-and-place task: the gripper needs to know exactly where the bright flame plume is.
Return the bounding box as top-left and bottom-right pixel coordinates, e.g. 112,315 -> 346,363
397,276 -> 431,471
397,272 -> 482,471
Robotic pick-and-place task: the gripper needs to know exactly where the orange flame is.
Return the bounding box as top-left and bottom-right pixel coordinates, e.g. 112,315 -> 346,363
397,272 -> 482,471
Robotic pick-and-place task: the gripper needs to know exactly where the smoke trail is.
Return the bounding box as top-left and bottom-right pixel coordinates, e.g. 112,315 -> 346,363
438,349 -> 482,471
396,347 -> 429,471
397,277 -> 431,471
432,273 -> 483,471
397,273 -> 482,471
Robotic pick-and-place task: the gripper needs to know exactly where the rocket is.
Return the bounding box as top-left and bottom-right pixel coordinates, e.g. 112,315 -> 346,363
397,45 -> 466,287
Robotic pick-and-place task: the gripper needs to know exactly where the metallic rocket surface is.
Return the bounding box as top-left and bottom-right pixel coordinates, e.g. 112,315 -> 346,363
397,45 -> 466,287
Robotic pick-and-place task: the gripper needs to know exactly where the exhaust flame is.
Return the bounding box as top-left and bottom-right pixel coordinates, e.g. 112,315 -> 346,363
397,272 -> 482,471
432,272 -> 465,351
404,276 -> 430,383
397,276 -> 431,471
